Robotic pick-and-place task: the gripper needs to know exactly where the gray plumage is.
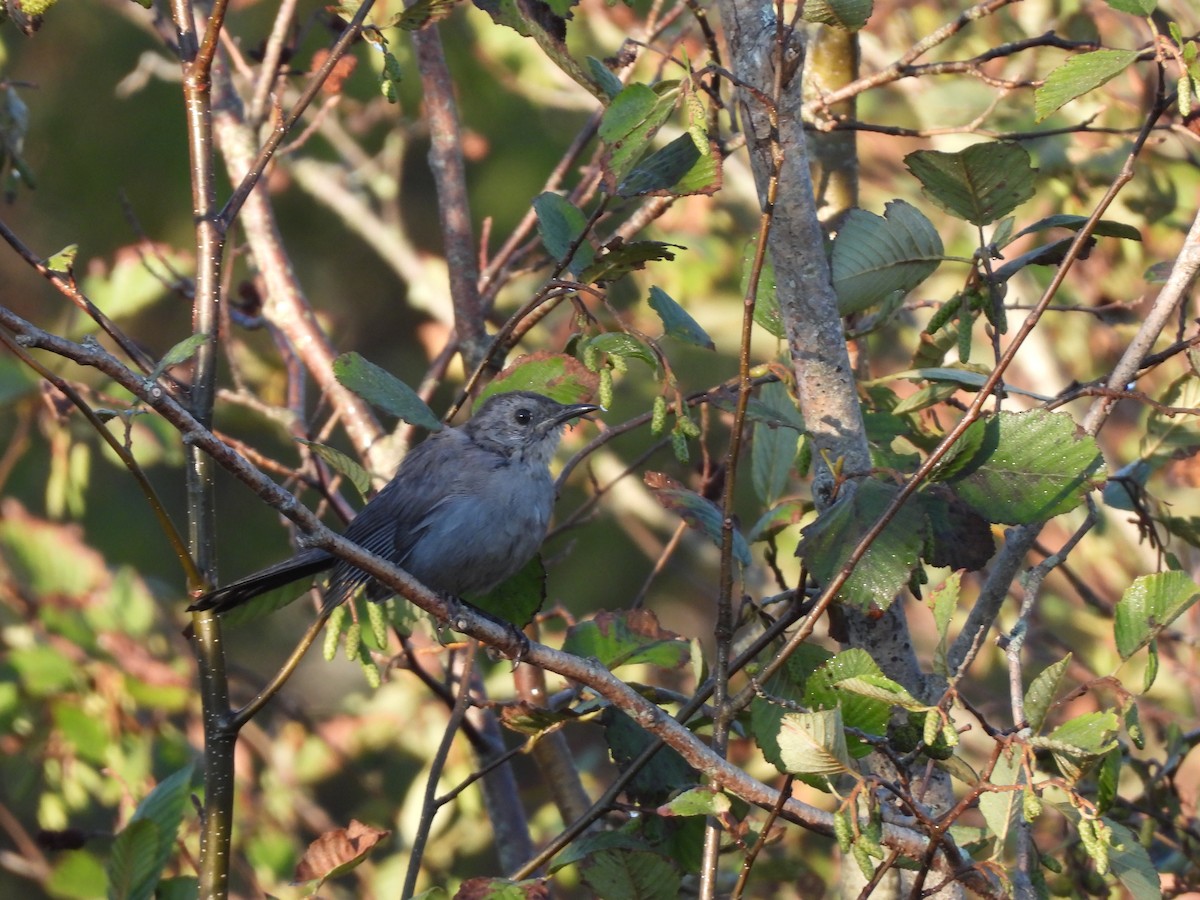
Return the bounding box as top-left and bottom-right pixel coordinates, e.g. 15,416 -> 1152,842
188,391 -> 598,616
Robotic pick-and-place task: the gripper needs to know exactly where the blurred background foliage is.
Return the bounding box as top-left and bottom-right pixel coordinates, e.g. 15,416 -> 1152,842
1,0 -> 1199,896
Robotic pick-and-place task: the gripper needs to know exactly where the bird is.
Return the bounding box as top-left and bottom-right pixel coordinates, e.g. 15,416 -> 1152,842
188,391 -> 599,619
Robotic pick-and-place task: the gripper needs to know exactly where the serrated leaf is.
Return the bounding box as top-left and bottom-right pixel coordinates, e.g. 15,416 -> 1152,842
905,142 -> 1037,226
115,764 -> 194,900
645,473 -> 751,565
150,333 -> 207,380
107,819 -> 161,900
1114,570 -> 1200,660
801,0 -> 872,30
533,191 -> 594,276
295,439 -> 371,498
778,708 -> 854,776
1039,711 -> 1119,781
1103,817 -> 1160,900
579,846 -> 681,900
945,410 -> 1104,525
797,478 -> 926,611
1024,655 -> 1071,733
1035,49 -> 1140,122
333,353 -> 442,431
1096,747 -> 1121,814
599,83 -> 678,189
647,286 -> 714,350
831,200 -> 943,314
805,649 -> 917,757
579,239 -> 680,284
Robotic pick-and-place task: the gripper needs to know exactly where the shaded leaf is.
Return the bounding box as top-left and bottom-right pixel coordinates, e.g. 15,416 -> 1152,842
579,846 -> 681,900
752,382 -> 801,506
150,333 -> 206,380
1024,655 -> 1071,733
747,499 -> 807,543
333,352 -> 441,431
1010,213 -> 1142,243
647,286 -> 714,350
107,819 -> 161,900
295,439 -> 371,497
831,200 -> 943,314
1035,49 -> 1141,122
918,486 -> 996,572
905,142 -> 1037,226
469,554 -> 546,628
978,747 -> 1023,856
617,133 -> 700,197
797,478 -> 926,611
1114,570 -> 1200,660
927,571 -> 960,676
644,472 -> 751,565
533,191 -> 594,276
579,238 -> 681,284
603,707 -> 697,805
599,83 -> 678,189
587,56 -> 623,100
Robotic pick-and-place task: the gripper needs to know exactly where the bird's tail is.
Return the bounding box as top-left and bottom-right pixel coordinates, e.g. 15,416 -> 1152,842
187,548 -> 335,614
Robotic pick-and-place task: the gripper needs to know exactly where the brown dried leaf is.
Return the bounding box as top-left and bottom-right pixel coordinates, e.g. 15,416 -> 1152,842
292,819 -> 390,884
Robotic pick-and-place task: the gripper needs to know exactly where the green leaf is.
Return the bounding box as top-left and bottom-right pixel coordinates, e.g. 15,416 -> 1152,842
562,610 -> 690,670
469,555 -> 546,628
647,286 -> 714,350
1024,655 -> 1071,733
1035,49 -> 1141,122
658,787 -> 732,818
1114,571 -> 1200,660
927,571 -> 960,676
796,478 -> 926,611
617,133 -> 700,197
603,708 -> 696,805
1010,213 -> 1143,243
43,242 -> 79,275
533,191 -> 594,276
599,83 -> 678,188
150,333 -> 207,380
801,0 -> 872,30
585,332 -> 660,375
479,352 -> 599,408
747,499 -> 807,543
129,764 -> 195,890
905,142 -> 1037,225
295,439 -> 371,498
944,410 -> 1104,525
1102,0 -> 1155,13
751,382 -> 800,506
579,846 -> 681,900
804,649 -> 925,757
381,0 -> 457,30
107,819 -> 161,900
979,747 -> 1023,855
578,239 -> 681,284
586,56 -> 623,100
645,475 -> 752,566
777,708 -> 854,776
333,352 -> 442,431
1036,711 -> 1119,780
1104,817 -> 1160,900
831,200 -> 943,314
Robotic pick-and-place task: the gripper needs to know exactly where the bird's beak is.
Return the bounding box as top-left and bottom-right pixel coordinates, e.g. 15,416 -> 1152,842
551,402 -> 601,428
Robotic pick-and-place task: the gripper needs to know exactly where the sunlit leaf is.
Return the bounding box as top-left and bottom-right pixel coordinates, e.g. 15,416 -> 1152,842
1035,49 -> 1140,122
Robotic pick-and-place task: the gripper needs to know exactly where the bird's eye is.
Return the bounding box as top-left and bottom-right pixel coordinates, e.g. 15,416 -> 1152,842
515,408 -> 533,425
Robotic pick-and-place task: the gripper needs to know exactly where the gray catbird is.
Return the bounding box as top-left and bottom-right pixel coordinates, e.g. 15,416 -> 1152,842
188,391 -> 599,617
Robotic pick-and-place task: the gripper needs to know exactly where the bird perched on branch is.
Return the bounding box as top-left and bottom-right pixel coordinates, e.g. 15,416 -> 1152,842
188,391 -> 599,619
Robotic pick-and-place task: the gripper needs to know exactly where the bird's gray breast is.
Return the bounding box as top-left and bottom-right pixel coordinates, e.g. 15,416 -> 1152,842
401,455 -> 556,598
